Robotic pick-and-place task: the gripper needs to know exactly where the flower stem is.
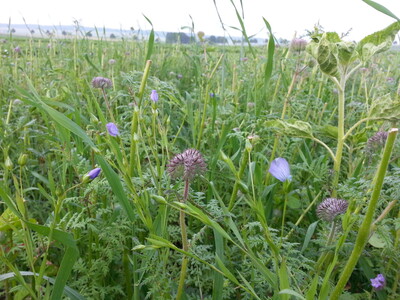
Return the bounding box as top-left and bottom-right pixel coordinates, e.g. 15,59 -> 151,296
176,179 -> 190,300
331,76 -> 345,197
330,128 -> 398,300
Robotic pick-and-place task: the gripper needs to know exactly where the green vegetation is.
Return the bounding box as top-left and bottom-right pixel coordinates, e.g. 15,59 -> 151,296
0,14 -> 400,300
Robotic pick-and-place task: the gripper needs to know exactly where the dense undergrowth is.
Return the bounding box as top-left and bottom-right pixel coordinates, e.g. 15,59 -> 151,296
0,19 -> 400,300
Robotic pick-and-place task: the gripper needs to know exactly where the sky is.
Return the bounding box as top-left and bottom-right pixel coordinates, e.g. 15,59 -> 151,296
1,0 -> 400,41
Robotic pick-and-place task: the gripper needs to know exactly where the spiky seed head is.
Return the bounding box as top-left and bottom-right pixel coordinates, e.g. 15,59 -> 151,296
367,131 -> 388,151
167,149 -> 207,181
316,198 -> 348,222
91,76 -> 113,89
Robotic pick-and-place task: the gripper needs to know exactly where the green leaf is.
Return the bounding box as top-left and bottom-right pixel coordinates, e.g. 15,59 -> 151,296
263,17 -> 275,86
0,271 -> 85,300
95,155 -> 136,223
278,260 -> 291,300
279,289 -> 306,300
368,231 -> 386,248
368,94 -> 400,121
337,41 -> 356,65
266,119 -> 314,139
23,222 -> 79,300
16,78 -> 98,151
317,33 -> 339,77
358,21 -> 400,60
143,15 -> 154,62
301,221 -> 319,253
212,230 -> 224,300
362,0 -> 400,21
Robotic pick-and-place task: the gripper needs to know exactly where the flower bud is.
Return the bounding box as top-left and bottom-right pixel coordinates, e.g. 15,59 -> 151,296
17,154 -> 28,166
5,156 -> 13,170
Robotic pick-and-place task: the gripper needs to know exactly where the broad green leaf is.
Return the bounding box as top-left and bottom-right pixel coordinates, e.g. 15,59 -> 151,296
368,94 -> 400,120
0,208 -> 21,231
337,41 -> 356,65
368,232 -> 386,248
266,119 -> 314,139
317,33 -> 339,77
358,21 -> 400,60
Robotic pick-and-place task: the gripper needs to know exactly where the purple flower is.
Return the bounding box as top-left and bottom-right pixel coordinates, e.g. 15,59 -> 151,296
316,198 -> 348,222
87,167 -> 101,179
91,77 -> 112,89
290,38 -> 307,51
371,274 -> 385,291
167,149 -> 207,181
108,59 -> 116,65
106,122 -> 119,136
14,46 -> 21,53
150,90 -> 159,102
177,74 -> 183,79
269,158 -> 292,182
209,92 -> 215,98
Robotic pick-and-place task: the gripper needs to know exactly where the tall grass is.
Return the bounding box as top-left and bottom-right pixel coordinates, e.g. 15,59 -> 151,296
1,9 -> 400,300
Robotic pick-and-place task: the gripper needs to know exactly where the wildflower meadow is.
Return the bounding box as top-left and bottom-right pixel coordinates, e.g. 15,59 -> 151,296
1,1 -> 400,299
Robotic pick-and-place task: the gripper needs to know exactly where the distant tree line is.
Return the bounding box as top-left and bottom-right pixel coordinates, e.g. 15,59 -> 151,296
165,32 -> 228,44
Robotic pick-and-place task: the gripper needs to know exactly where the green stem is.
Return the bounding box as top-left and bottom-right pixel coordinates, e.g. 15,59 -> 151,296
228,147 -> 250,211
176,179 -> 190,300
137,60 -> 152,108
331,76 -> 346,197
330,128 -> 398,300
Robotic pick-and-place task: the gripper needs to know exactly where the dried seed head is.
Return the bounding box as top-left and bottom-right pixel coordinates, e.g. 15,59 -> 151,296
167,149 -> 207,181
367,131 -> 388,151
316,198 -> 348,222
91,76 -> 113,89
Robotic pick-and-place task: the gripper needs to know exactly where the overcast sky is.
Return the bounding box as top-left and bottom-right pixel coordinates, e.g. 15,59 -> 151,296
1,0 -> 400,41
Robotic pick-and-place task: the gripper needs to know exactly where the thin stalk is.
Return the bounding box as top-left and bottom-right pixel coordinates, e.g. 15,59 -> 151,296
330,128 -> 398,300
331,76 -> 345,197
228,147 -> 250,211
176,179 -> 190,300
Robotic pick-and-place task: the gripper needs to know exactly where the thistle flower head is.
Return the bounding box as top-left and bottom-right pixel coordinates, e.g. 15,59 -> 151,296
14,46 -> 21,53
269,157 -> 292,182
290,38 -> 307,51
108,59 -> 116,65
150,90 -> 159,102
367,131 -> 388,151
167,149 -> 207,181
370,274 -> 385,291
316,198 -> 348,222
91,76 -> 112,89
106,122 -> 119,137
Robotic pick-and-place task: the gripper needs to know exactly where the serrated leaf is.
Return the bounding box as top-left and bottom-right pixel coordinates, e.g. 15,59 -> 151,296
267,119 -> 314,139
368,94 -> 400,120
337,41 -> 356,65
317,33 -> 339,77
358,21 -> 400,60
